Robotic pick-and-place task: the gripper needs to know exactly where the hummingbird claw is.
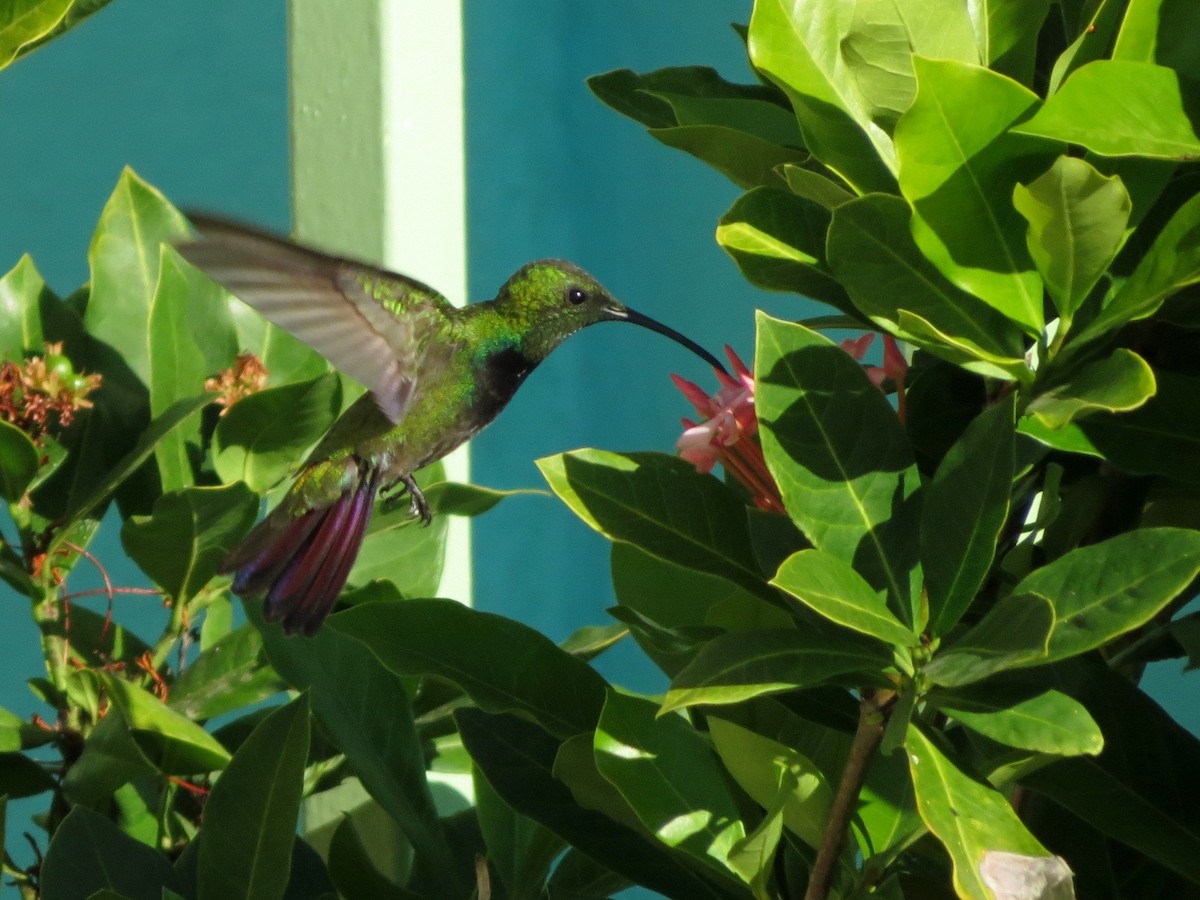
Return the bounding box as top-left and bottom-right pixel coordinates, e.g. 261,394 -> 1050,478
399,474 -> 432,526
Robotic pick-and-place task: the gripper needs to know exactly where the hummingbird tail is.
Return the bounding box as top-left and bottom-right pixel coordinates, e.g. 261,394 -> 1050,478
221,464 -> 380,636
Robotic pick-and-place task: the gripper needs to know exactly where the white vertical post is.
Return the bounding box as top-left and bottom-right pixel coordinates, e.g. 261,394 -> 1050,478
289,0 -> 471,605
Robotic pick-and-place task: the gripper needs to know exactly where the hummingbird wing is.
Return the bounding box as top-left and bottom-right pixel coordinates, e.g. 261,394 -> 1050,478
176,214 -> 457,423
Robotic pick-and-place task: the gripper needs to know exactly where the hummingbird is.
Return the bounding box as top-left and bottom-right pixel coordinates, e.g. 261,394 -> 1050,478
177,216 -> 726,636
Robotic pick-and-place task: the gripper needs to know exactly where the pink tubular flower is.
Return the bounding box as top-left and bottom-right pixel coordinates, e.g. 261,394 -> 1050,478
839,333 -> 909,421
671,346 -> 785,515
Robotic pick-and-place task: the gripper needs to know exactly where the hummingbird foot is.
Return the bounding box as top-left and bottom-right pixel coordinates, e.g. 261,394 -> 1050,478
381,474 -> 432,526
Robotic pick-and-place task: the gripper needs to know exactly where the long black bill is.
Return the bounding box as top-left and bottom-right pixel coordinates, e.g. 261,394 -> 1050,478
618,307 -> 729,375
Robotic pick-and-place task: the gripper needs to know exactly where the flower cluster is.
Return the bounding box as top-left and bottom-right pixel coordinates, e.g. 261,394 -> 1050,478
205,352 -> 269,414
0,343 -> 102,441
671,346 -> 786,515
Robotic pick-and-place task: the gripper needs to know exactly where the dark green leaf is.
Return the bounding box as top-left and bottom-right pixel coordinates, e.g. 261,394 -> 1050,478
1028,349 -> 1156,429
197,695 -> 310,900
474,765 -> 565,898
457,709 -> 740,900
826,195 -> 1030,381
326,816 -> 415,900
169,623 -> 285,721
755,314 -> 922,623
651,125 -> 809,190
779,164 -> 854,210
922,395 -> 1015,635
422,480 -> 537,517
539,449 -> 774,602
0,419 -> 39,502
213,374 -> 340,493
329,599 -> 607,738
121,483 -> 258,604
62,709 -> 156,804
662,627 -> 892,713
40,806 -> 179,900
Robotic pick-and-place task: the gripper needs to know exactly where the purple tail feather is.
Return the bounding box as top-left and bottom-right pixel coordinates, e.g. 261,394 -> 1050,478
221,465 -> 380,635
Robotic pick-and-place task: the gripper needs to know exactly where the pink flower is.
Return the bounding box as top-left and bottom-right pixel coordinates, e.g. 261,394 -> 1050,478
839,333 -> 909,421
671,347 -> 785,515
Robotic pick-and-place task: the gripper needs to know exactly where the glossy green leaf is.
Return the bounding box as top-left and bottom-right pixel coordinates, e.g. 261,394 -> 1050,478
779,163 -> 854,210
1027,348 -> 1156,429
662,627 -> 891,713
350,478 -> 448,599
121,483 -> 258,604
538,449 -> 773,601
148,249 -> 238,491
474,767 -> 565,899
716,187 -> 850,311
1017,61 -> 1200,159
708,717 -> 833,850
169,623 -> 285,721
40,806 -> 180,900
257,605 -> 462,896
61,709 -> 155,804
100,673 -> 230,776
0,419 -> 39,503
0,0 -> 71,69
457,709 -> 736,899
57,392 -> 213,528
594,691 -> 748,885
1013,156 -> 1132,323
907,723 -> 1049,899
213,373 -> 340,493
755,314 -> 922,622
0,254 -> 47,360
939,688 -> 1103,756
826,195 -> 1030,380
422,479 -> 535,517
84,168 -> 190,387
197,695 -> 310,900
969,0 -> 1053,82
747,0 -> 897,192
925,592 -> 1055,686
1048,0 -> 1126,93
771,549 -> 915,647
922,395 -> 1015,636
1079,191 -> 1200,342
330,599 -> 606,738
1112,0 -> 1200,79
652,125 -> 809,190
895,57 -> 1052,334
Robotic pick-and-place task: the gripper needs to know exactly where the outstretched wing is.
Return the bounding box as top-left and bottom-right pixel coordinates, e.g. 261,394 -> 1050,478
176,213 -> 456,423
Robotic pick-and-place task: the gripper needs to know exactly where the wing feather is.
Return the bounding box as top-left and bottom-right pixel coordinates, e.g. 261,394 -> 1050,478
176,214 -> 455,423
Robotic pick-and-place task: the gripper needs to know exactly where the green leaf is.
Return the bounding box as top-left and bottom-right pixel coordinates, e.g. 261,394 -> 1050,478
0,752 -> 54,798
84,168 -> 191,387
0,254 -> 47,360
1027,348 -> 1156,429
100,673 -> 231,776
0,419 -> 39,503
62,710 -> 156,804
57,392 -> 213,528
40,806 -> 180,900
895,57 -> 1053,335
148,250 -> 238,491
924,592 -> 1055,686
257,605 -> 462,896
906,723 -> 1049,899
968,0 -> 1053,82
594,691 -> 748,886
329,599 -> 607,738
213,373 -> 340,493
779,163 -> 854,210
169,624 -> 285,721
0,0 -> 71,69
474,767 -> 566,899
826,195 -> 1030,381
662,627 -> 892,713
938,687 -> 1103,756
746,0 -> 898,193
538,449 -> 773,601
715,187 -> 851,311
755,314 -> 922,622
325,816 -> 414,900
458,709 -> 736,899
921,395 -> 1016,636
1012,156 -> 1132,323
197,695 -> 310,900
1112,0 -> 1200,80
121,483 -> 258,604
422,480 -> 535,517
349,487 -> 448,598
1078,191 -> 1200,342
1015,61 -> 1200,159
771,549 -> 915,648
708,717 -> 833,850
651,125 -> 809,190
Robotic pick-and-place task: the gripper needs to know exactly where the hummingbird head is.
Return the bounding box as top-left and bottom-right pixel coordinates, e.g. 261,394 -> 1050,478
494,260 -> 727,373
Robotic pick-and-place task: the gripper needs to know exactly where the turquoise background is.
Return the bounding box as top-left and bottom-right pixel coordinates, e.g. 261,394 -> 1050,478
1,0 -> 1196,894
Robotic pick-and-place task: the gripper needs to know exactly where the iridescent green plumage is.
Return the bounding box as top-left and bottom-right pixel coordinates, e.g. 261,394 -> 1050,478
177,216 -> 723,634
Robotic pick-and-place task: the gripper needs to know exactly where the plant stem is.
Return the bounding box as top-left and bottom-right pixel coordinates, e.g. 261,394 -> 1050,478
804,689 -> 894,900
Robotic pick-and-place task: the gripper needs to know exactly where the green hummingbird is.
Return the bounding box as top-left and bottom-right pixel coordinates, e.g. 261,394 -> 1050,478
177,216 -> 725,636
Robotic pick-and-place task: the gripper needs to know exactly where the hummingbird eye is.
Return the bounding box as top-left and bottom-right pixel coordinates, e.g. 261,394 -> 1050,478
566,286 -> 589,306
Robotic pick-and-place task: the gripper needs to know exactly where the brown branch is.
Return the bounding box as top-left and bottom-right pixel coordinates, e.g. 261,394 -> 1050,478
804,689 -> 895,900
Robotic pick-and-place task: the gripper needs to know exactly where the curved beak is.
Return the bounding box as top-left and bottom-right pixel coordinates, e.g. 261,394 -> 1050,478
609,305 -> 729,375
